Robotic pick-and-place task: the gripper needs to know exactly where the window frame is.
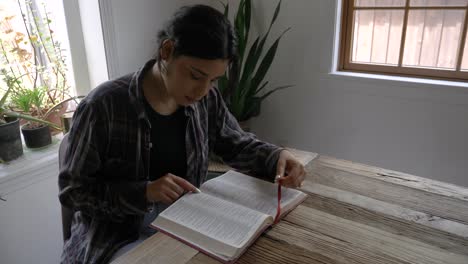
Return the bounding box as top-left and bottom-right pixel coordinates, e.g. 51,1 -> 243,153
339,0 -> 468,82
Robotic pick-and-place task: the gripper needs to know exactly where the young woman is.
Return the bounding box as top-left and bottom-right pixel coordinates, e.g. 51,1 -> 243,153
59,4 -> 305,263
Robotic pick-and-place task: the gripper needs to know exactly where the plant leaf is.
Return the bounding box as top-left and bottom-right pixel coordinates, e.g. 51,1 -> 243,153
235,0 -> 246,64
253,0 -> 282,61
271,0 -> 282,29
239,74 -> 253,98
244,0 -> 251,49
43,95 -> 84,120
254,81 -> 269,95
4,111 -> 61,130
226,59 -> 240,104
239,36 -> 259,87
259,84 -> 294,100
251,28 -> 290,94
217,75 -> 229,99
224,3 -> 229,17
0,85 -> 11,108
243,96 -> 261,120
216,0 -> 227,11
251,0 -> 282,62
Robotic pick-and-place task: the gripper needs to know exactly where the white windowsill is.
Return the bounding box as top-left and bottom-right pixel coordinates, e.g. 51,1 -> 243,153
0,135 -> 62,199
328,71 -> 468,89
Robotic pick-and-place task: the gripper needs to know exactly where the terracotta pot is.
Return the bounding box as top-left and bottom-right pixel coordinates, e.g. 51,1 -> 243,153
46,101 -> 69,135
0,118 -> 23,162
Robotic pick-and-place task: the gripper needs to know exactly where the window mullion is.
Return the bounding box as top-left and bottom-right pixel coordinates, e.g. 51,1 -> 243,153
370,9 -> 376,62
398,0 -> 410,67
435,8 -> 446,68
354,3 -> 360,62
342,0 -> 355,68
455,5 -> 468,71
418,7 -> 429,66
385,9 -> 394,64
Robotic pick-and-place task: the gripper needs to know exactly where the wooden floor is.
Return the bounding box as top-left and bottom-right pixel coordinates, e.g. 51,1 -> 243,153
113,153 -> 468,264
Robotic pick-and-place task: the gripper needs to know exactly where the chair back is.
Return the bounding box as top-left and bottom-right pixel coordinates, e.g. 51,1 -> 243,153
58,133 -> 73,242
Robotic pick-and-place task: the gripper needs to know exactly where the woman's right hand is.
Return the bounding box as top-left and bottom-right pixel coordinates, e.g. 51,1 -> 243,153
146,173 -> 198,204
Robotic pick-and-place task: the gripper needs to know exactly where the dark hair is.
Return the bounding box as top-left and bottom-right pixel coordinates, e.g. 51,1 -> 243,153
155,5 -> 237,62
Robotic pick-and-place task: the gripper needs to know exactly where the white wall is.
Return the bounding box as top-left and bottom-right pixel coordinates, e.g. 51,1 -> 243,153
0,176 -> 62,264
103,0 -> 222,78
0,159 -> 62,264
63,0 -> 108,95
248,0 -> 468,187
78,0 -> 109,89
62,0 -> 91,96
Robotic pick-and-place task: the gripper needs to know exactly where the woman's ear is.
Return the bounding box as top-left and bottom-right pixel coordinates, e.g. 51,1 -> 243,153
160,39 -> 174,61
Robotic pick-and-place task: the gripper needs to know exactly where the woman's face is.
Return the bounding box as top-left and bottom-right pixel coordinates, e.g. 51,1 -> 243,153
162,55 -> 228,106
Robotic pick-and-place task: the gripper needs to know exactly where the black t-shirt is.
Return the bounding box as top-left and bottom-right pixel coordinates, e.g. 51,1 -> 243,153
144,99 -> 187,180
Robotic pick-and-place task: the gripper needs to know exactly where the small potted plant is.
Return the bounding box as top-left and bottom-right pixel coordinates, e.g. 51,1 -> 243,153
218,0 -> 294,130
5,72 -> 83,149
0,72 -> 60,160
10,85 -> 53,148
0,77 -> 22,162
1,81 -> 82,152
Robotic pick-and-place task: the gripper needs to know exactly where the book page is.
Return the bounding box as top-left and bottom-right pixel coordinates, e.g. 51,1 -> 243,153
200,170 -> 307,218
153,192 -> 271,259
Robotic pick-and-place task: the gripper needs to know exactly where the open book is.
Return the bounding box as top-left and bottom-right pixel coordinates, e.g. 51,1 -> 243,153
151,170 -> 307,263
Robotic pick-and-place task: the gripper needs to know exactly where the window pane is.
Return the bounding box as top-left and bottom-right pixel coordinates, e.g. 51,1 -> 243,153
462,34 -> 468,71
355,0 -> 406,7
403,10 -> 464,69
0,1 -> 33,74
0,0 -> 75,95
410,0 -> 468,7
352,10 -> 404,65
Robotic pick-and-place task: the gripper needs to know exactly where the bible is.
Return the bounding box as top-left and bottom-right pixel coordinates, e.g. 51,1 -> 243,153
151,170 -> 307,263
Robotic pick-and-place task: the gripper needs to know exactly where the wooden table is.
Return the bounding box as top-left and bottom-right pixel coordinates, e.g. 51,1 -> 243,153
112,150 -> 468,264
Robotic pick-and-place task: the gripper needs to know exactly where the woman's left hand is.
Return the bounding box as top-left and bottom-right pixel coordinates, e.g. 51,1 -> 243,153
275,150 -> 306,188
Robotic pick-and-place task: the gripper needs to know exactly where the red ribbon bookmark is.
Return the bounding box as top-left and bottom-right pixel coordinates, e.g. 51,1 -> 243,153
273,180 -> 282,225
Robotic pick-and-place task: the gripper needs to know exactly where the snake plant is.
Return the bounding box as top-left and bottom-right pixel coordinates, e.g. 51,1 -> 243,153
218,0 -> 293,122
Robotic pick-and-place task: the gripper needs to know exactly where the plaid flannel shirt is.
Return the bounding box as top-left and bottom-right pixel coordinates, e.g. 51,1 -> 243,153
58,60 -> 282,263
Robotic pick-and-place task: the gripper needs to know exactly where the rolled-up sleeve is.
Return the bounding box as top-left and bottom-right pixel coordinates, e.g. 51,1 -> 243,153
210,88 -> 283,181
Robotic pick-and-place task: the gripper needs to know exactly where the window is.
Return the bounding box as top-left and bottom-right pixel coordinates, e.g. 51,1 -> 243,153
339,0 -> 468,81
0,0 -> 75,95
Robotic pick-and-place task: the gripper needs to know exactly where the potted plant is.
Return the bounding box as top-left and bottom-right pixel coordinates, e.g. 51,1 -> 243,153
218,0 -> 294,130
0,72 -> 61,161
10,84 -> 53,148
1,71 -> 81,153
0,77 -> 22,162
0,1 -> 76,149
1,70 -> 61,147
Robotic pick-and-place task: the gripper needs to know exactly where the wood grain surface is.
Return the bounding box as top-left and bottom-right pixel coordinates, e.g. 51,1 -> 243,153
113,153 -> 468,264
